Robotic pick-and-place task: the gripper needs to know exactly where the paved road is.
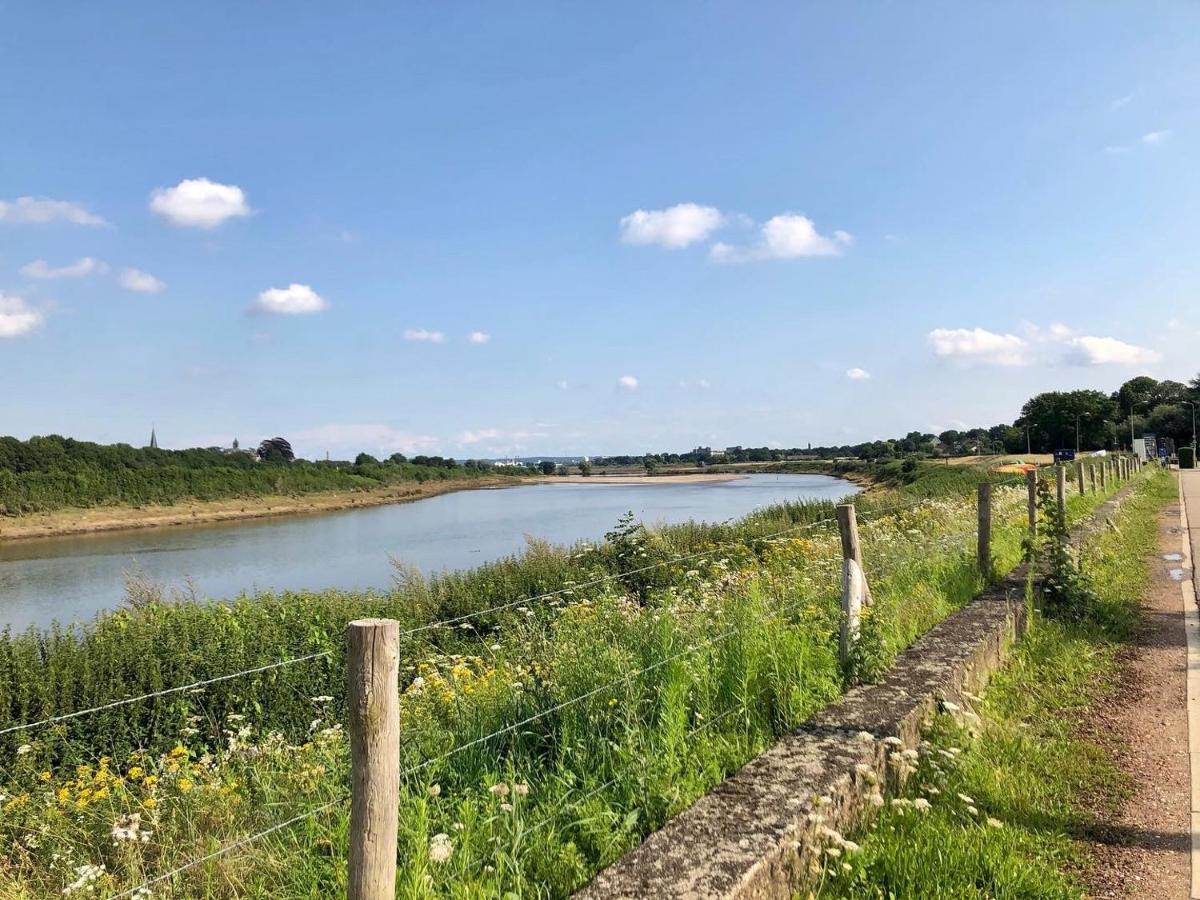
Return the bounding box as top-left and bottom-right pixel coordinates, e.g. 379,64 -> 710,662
1177,469 -> 1200,899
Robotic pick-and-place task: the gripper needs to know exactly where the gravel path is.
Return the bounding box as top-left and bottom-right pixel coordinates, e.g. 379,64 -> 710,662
1083,483 -> 1191,898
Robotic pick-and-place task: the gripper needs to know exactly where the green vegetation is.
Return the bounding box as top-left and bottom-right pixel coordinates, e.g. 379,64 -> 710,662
812,468 -> 1173,899
593,373 -> 1200,470
0,434 -> 525,516
0,463 -> 1135,897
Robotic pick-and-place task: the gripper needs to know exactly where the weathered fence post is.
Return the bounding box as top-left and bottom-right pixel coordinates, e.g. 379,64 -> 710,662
1074,460 -> 1085,496
1026,468 -> 1038,535
837,504 -> 871,667
1055,464 -> 1066,516
839,558 -> 866,668
1088,463 -> 1097,494
977,482 -> 991,580
1099,459 -> 1107,490
348,618 -> 400,900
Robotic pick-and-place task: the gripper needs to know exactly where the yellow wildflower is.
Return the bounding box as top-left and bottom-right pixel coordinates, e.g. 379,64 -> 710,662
142,797 -> 157,809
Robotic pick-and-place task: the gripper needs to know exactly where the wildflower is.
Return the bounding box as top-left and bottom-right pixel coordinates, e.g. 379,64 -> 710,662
825,846 -> 842,858
489,783 -> 510,799
63,863 -> 105,895
966,806 -> 979,817
452,822 -> 464,831
429,832 -> 453,864
513,783 -> 529,797
177,778 -> 193,793
987,817 -> 1003,829
913,798 -> 931,813
39,771 -> 51,783
427,784 -> 441,798
500,802 -> 514,813
867,792 -> 884,807
226,714 -> 245,723
957,793 -> 974,805
311,696 -> 333,703
112,813 -> 146,844
16,744 -> 31,756
841,840 -> 861,853
882,736 -> 903,748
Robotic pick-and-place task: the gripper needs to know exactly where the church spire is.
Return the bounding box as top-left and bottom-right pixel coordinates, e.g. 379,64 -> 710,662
149,427 -> 158,450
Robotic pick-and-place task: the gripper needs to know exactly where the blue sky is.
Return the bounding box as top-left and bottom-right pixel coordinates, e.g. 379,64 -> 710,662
2,3 -> 1198,459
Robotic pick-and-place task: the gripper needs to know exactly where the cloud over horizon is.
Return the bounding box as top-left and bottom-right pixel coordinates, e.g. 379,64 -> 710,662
0,196 -> 107,226
254,283 -> 328,315
20,257 -> 108,279
619,203 -> 723,248
150,178 -> 252,228
0,293 -> 44,338
929,323 -> 1159,368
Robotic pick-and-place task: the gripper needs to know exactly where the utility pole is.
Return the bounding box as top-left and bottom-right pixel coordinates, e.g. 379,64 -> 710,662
1075,415 -> 1081,453
1186,401 -> 1197,450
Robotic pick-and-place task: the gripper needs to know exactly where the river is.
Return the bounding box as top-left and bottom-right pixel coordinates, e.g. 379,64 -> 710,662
0,474 -> 857,631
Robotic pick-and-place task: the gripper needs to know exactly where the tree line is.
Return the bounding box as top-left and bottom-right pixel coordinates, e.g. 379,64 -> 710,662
0,434 -> 529,516
593,373 -> 1200,468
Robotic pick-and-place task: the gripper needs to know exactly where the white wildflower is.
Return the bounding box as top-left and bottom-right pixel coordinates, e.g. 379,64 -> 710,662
429,832 -> 453,864
987,817 -> 1003,829
913,798 -> 931,812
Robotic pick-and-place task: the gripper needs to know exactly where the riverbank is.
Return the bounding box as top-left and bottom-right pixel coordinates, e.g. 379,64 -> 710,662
0,472 -> 754,542
535,472 -> 745,485
0,476 -> 525,542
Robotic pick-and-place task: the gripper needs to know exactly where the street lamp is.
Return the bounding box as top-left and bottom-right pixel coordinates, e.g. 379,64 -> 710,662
1185,401 -> 1198,449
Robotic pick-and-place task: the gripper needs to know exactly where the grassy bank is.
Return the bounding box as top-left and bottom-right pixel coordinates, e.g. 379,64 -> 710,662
0,463 -> 1136,897
0,435 -> 521,517
812,467 -> 1172,899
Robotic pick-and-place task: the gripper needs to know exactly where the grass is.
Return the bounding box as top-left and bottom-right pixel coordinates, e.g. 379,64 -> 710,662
0,460 -> 1138,897
811,466 -> 1174,899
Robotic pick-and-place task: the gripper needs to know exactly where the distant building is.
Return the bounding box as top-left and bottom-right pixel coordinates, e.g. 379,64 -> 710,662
148,428 -> 158,449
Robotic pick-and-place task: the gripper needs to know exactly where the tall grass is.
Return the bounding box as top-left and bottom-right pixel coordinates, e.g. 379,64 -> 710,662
813,468 -> 1171,899
0,466 -> 1137,898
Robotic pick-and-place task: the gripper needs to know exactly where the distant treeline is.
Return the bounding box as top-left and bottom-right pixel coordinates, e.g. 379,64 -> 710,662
595,374 -> 1200,468
0,435 -> 527,515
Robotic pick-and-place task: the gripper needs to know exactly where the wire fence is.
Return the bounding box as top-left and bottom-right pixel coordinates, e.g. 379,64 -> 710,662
0,463 -> 1138,898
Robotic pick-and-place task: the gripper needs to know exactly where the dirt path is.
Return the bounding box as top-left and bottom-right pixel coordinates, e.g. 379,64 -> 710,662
1083,493 -> 1191,898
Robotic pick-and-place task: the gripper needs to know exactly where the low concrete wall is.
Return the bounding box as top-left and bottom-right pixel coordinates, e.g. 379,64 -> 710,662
578,483 -> 1139,900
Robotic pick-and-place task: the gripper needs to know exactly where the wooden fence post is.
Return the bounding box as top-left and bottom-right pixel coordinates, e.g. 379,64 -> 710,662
348,619 -> 400,900
1074,460 -> 1085,496
839,558 -> 866,668
977,482 -> 991,580
1026,468 -> 1038,535
1088,463 -> 1097,494
1056,464 -> 1066,516
837,504 -> 872,667
1099,459 -> 1107,490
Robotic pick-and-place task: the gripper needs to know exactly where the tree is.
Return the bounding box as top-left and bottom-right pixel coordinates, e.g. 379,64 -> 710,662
388,453 -> 408,464
643,457 -> 659,475
539,460 -> 556,476
1015,391 -> 1118,452
577,459 -> 593,476
256,437 -> 295,463
1147,403 -> 1195,448
354,452 -> 379,466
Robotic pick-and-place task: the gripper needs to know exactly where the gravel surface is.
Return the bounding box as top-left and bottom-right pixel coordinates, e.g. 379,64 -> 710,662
1082,499 -> 1190,899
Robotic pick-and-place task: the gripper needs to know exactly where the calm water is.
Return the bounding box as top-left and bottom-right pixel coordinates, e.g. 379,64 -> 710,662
0,474 -> 857,631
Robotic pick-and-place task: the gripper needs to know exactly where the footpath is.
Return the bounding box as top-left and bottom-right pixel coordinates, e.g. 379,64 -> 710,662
1085,470 -> 1199,898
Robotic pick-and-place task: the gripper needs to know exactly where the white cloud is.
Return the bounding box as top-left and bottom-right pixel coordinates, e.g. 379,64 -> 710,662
617,375 -> 639,390
619,203 -> 724,248
1061,335 -> 1160,366
466,330 -> 491,344
119,267 -> 166,293
293,423 -> 438,457
0,196 -> 106,226
0,293 -> 44,338
711,214 -> 850,263
556,379 -> 570,390
150,178 -> 252,228
458,428 -> 501,444
254,283 -> 328,315
935,322 -> 1160,368
928,327 -> 1029,366
1110,94 -> 1132,110
1141,129 -> 1171,145
20,257 -> 108,279
404,328 -> 445,343
846,367 -> 871,380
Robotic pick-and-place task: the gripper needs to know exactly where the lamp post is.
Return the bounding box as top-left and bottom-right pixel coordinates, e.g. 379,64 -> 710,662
1185,401 -> 1197,450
